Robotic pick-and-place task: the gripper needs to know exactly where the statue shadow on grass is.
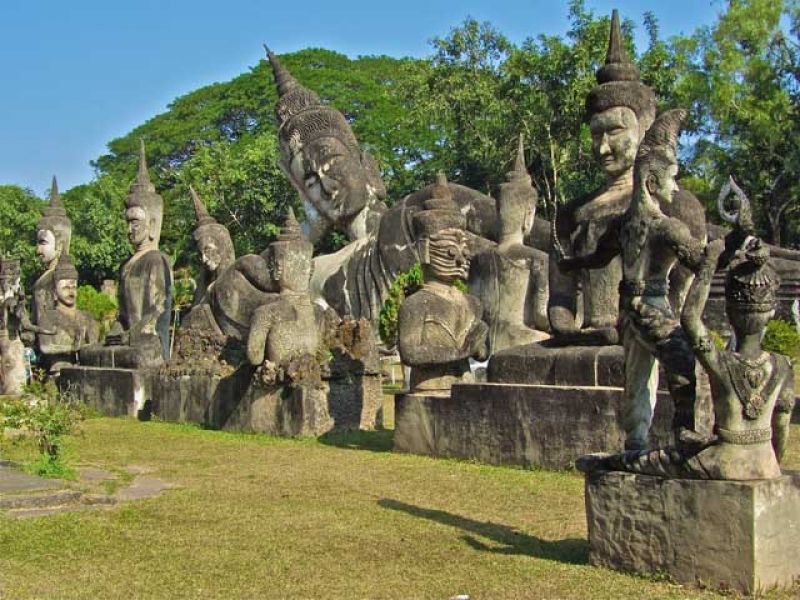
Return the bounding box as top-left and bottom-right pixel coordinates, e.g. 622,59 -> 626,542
378,498 -> 588,564
317,429 -> 394,453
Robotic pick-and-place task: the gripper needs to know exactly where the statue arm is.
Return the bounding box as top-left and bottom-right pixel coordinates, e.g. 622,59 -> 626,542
398,300 -> 475,366
772,359 -> 795,463
246,303 -> 277,365
667,219 -> 707,273
556,218 -> 621,272
131,257 -> 170,338
680,239 -> 725,373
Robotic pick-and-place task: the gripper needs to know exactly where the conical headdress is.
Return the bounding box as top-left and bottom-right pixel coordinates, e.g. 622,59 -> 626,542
413,172 -> 466,238
37,175 -> 72,253
586,10 -> 656,126
269,206 -> 313,259
636,108 -> 686,164
126,139 -> 163,214
498,134 -> 536,229
54,254 -> 79,281
190,186 -> 216,228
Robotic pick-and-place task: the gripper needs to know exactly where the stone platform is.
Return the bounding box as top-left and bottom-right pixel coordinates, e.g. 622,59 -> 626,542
393,384 -> 680,469
584,470 -> 800,594
60,365 -> 381,436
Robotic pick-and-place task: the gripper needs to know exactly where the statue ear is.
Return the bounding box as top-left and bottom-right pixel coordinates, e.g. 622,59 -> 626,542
645,172 -> 659,196
360,151 -> 387,200
418,238 -> 430,264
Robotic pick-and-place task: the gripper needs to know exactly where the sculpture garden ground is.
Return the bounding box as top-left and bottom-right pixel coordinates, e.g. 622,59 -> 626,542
0,416 -> 798,599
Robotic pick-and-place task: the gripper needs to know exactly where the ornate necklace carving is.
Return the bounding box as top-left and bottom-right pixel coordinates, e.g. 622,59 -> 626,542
724,351 -> 773,419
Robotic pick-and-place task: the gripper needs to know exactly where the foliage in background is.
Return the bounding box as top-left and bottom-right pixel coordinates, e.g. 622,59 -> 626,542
0,378 -> 87,478
0,186 -> 43,288
763,319 -> 800,360
378,263 -> 423,346
76,284 -> 118,339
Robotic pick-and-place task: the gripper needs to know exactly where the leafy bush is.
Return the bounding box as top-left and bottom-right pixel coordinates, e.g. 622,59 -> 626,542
77,284 -> 117,322
0,378 -> 87,478
763,319 -> 800,360
379,263 -> 423,346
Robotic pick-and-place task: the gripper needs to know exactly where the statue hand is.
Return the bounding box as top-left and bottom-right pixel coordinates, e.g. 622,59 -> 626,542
465,320 -> 489,360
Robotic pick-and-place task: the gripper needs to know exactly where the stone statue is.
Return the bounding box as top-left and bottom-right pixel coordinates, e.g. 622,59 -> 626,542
189,186 -> 235,308
577,234 -> 795,480
36,255 -> 99,374
557,109 -> 709,450
549,10 -> 705,346
245,208 -> 319,384
398,174 -> 488,393
33,176 -> 71,326
0,258 -> 50,394
266,49 -> 498,327
469,136 -> 549,353
80,141 -> 173,369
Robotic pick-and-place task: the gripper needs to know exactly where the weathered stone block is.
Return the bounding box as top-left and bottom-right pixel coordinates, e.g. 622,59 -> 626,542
60,366 -> 153,418
393,384 -> 677,469
584,470 -> 800,594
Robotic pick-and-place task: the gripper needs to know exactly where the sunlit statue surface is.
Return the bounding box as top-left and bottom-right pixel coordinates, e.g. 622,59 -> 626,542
32,176 -> 71,326
80,141 -> 173,369
398,174 -> 488,393
189,186 -> 235,309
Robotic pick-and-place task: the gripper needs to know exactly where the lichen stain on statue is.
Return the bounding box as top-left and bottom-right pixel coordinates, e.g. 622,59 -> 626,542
398,173 -> 488,393
549,9 -> 705,347
266,48 -> 499,328
245,208 -> 322,387
468,135 -> 550,354
79,140 -> 173,369
36,255 -> 99,375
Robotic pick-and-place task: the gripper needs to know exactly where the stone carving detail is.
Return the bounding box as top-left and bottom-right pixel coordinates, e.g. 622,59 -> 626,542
558,109 -> 709,450
79,141 -> 173,369
190,186 -> 235,308
33,176 -> 71,326
398,174 -> 488,392
549,10 -> 705,346
36,255 -> 99,374
469,136 -> 549,353
245,208 -> 320,385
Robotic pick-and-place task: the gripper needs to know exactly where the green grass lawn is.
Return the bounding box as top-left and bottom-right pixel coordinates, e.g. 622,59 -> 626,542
1,418 -> 799,599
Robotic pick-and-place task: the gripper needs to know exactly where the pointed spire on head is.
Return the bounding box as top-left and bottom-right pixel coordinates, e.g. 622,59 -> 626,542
131,138 -> 156,194
505,134 -> 531,183
596,9 -> 639,84
50,176 -> 63,209
277,205 -> 304,241
265,45 -> 299,97
190,186 -> 216,227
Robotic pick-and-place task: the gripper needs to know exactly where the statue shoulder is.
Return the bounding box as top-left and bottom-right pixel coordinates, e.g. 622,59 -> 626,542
664,187 -> 707,240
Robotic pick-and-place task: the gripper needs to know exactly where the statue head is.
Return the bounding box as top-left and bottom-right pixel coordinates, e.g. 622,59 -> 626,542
413,173 -> 470,284
266,49 -> 386,236
36,176 -> 72,268
0,257 -> 21,300
190,186 -> 235,276
266,207 -> 314,294
633,109 -> 685,207
587,10 -> 657,179
725,239 -> 780,336
125,140 -> 164,250
53,254 -> 79,309
497,135 -> 536,243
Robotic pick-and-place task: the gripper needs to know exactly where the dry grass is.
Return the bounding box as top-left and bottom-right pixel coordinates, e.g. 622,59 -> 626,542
0,418 -> 798,599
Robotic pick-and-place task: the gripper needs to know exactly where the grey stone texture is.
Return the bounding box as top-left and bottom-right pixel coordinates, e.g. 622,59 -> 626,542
59,366 -> 152,418
393,384 -> 683,469
584,470 -> 800,594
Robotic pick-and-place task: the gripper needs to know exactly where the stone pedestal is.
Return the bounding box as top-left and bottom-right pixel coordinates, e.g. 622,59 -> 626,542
584,470 -> 800,594
393,384 -> 678,469
59,366 -> 153,418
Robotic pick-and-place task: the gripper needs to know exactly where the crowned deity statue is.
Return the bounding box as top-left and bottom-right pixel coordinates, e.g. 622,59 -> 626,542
32,176 -> 72,326
245,208 -> 319,384
36,255 -> 99,374
577,231 -> 795,480
398,174 -> 488,393
549,10 -> 706,346
469,136 -> 550,353
80,141 -> 173,369
188,187 -> 236,308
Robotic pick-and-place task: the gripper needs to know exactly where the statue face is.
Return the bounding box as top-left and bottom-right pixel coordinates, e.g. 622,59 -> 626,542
0,275 -> 20,299
198,237 -> 222,273
727,305 -> 774,337
267,245 -> 311,294
646,158 -> 679,206
426,230 -> 470,284
55,278 -> 78,308
126,207 -> 149,248
287,137 -> 368,223
36,229 -> 58,265
590,106 -> 640,178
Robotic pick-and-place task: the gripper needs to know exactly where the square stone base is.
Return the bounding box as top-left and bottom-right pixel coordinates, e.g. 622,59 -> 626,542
59,366 -> 153,418
585,470 -> 800,594
393,384 -> 678,469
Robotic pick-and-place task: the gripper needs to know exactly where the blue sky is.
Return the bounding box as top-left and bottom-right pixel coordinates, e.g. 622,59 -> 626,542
0,0 -> 723,196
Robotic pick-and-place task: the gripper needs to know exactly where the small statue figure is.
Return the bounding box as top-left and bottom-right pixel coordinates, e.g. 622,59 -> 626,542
549,10 -> 705,346
398,174 -> 488,393
557,109 -> 707,450
189,186 -> 235,308
80,141 -> 173,368
36,255 -> 99,374
0,258 -> 51,394
469,136 -> 549,353
577,235 -> 795,480
32,176 -> 71,325
245,208 -> 319,384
